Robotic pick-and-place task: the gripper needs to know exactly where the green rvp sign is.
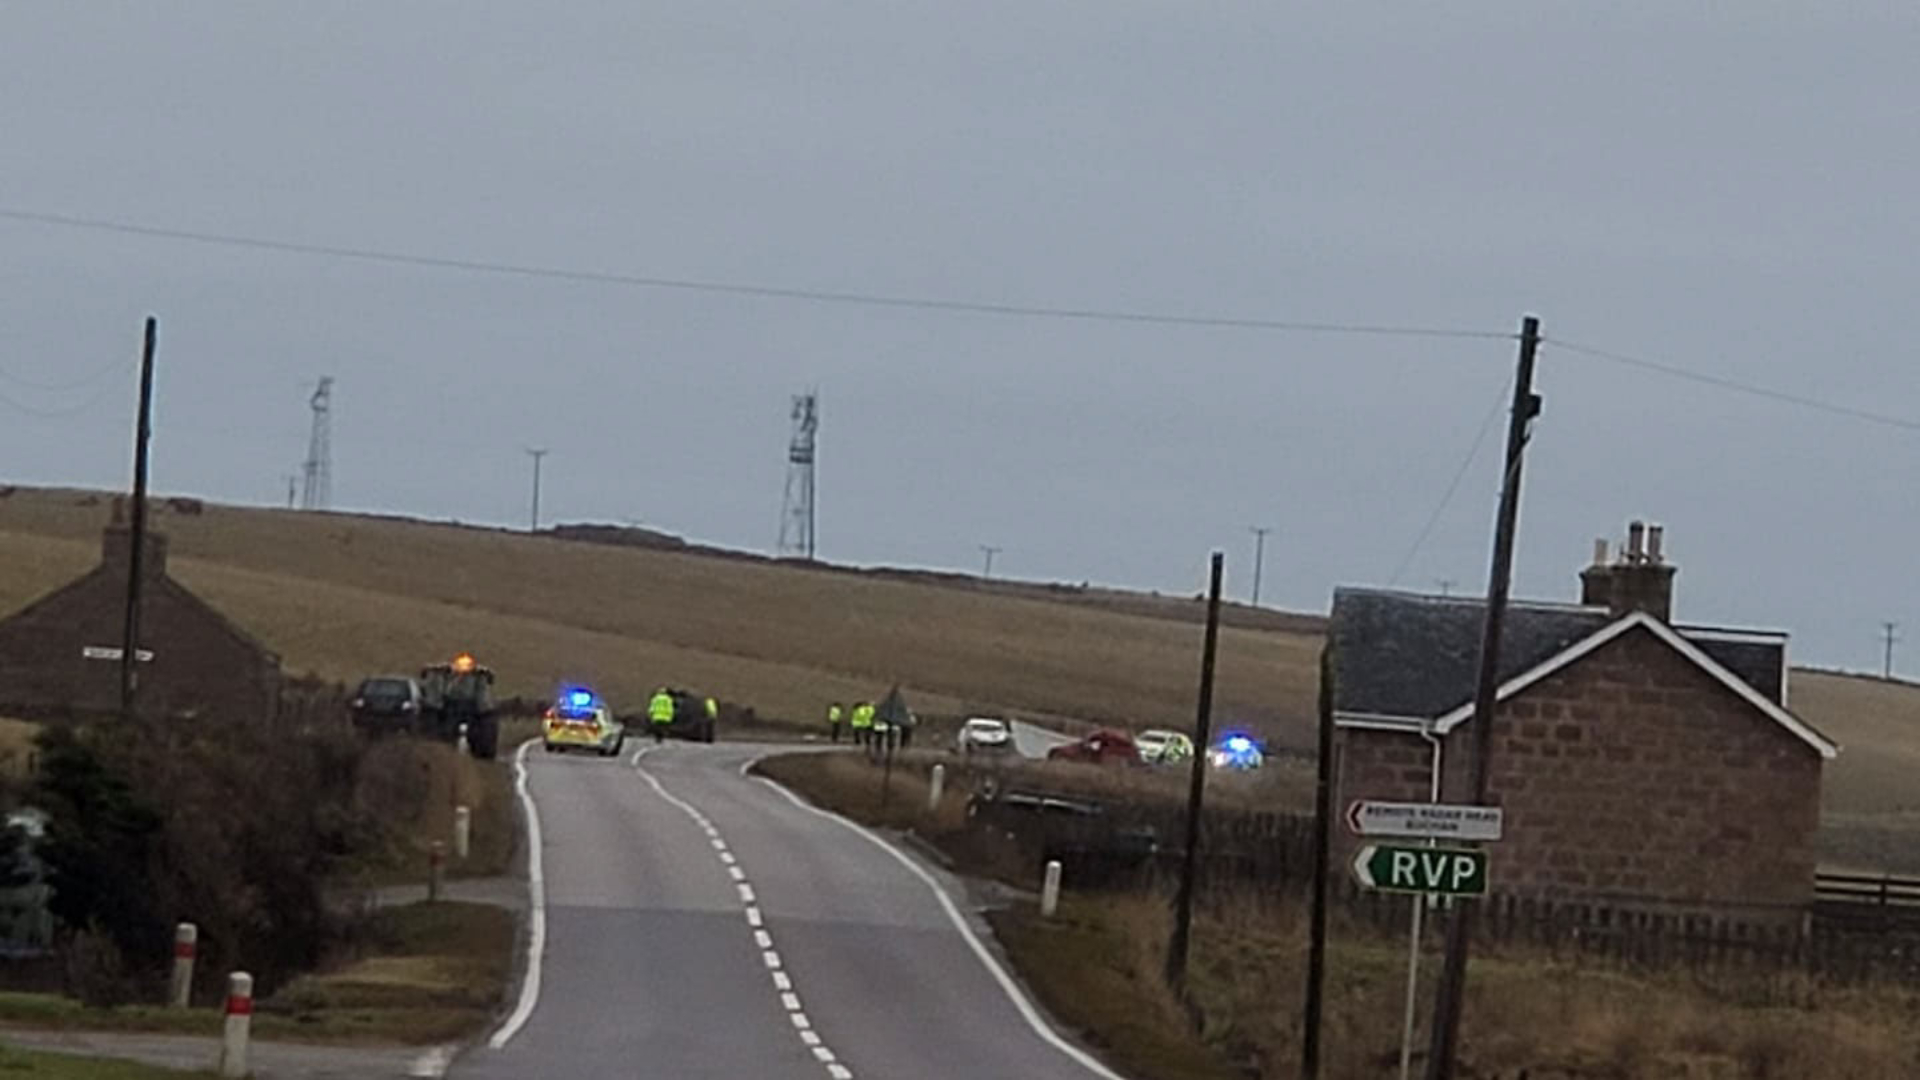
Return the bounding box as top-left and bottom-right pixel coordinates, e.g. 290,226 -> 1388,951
1351,843 -> 1488,898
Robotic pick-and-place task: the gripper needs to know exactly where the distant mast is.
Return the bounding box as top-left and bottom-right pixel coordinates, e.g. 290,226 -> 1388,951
300,376 -> 334,511
778,391 -> 818,560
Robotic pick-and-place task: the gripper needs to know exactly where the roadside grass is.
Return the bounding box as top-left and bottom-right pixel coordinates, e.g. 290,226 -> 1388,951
262,900 -> 515,1043
337,738 -> 517,887
766,750 -> 1920,1079
0,901 -> 513,1046
0,1043 -> 211,1078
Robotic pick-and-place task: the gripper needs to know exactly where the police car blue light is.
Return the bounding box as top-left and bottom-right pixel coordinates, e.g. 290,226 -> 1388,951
1209,732 -> 1265,770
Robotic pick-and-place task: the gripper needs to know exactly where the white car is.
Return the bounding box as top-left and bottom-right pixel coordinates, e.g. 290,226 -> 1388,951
1135,728 -> 1196,765
956,716 -> 1012,753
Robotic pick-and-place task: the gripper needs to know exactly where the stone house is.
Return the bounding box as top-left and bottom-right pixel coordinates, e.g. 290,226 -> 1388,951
1329,522 -> 1836,921
0,519 -> 281,724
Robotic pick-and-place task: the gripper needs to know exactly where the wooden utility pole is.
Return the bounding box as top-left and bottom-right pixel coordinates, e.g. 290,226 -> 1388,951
1883,622 -> 1900,680
1166,551 -> 1225,989
1301,644 -> 1336,1078
120,316 -> 158,722
1249,526 -> 1272,606
1421,315 -> 1543,1080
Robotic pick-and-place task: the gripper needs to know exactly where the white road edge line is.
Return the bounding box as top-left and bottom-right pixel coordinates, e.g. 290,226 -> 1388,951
486,740 -> 547,1051
751,765 -> 1128,1080
407,1044 -> 455,1077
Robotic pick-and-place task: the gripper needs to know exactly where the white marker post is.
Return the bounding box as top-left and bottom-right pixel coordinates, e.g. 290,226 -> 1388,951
1041,859 -> 1062,918
218,972 -> 252,1078
454,806 -> 472,861
927,764 -> 946,812
429,841 -> 447,902
169,923 -> 196,1009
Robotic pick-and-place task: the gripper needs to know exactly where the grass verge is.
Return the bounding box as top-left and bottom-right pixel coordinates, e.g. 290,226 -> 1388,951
760,750 -> 1920,1080
0,1044 -> 210,1078
0,901 -> 514,1046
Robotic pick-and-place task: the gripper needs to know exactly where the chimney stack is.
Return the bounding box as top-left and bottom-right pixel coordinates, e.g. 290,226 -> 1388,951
1579,539 -> 1613,606
1608,520 -> 1675,620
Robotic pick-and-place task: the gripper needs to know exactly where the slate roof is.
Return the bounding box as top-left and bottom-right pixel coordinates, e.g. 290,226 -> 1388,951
1329,588 -> 1786,720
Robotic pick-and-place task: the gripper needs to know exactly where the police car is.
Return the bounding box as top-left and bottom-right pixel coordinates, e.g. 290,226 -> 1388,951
543,688 -> 626,756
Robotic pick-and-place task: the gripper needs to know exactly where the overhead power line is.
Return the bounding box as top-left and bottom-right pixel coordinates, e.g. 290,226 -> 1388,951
1544,337 -> 1920,434
1387,376 -> 1512,587
0,207 -> 1512,341
0,353 -> 133,393
0,378 -> 127,419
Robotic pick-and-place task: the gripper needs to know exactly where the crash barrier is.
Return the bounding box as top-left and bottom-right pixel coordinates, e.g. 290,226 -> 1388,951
169,923 -> 196,1008
218,972 -> 252,1078
454,805 -> 472,861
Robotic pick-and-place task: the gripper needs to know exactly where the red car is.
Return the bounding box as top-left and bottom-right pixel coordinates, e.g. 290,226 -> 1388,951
1047,729 -> 1142,766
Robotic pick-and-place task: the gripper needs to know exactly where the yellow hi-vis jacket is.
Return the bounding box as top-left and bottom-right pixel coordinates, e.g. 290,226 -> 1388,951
648,692 -> 676,724
704,697 -> 719,720
850,703 -> 874,729
827,705 -> 843,725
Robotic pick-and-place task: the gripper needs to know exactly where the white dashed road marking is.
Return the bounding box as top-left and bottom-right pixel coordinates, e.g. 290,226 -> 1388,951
637,755 -> 854,1078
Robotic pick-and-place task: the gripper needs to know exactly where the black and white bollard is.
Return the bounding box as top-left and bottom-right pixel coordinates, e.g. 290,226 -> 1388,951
218,972 -> 252,1078
429,841 -> 446,902
453,805 -> 472,861
1041,859 -> 1062,918
169,923 -> 196,1009
927,764 -> 946,812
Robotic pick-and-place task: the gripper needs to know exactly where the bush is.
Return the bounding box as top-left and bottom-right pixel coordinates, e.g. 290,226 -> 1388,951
31,719 -> 390,998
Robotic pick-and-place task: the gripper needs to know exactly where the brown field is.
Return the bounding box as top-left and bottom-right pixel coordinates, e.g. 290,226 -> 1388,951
3,486 -> 1919,867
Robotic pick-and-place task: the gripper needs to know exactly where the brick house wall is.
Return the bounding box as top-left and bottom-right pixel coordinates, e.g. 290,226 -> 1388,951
1337,626 -> 1822,920
0,529 -> 280,724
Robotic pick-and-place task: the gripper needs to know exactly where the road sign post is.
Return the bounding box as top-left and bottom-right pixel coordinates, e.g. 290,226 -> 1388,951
1346,798 -> 1502,1080
1347,800 -> 1504,842
1351,844 -> 1488,899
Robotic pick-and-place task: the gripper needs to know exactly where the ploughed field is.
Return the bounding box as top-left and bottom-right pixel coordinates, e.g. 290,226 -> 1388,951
0,486 -> 1914,869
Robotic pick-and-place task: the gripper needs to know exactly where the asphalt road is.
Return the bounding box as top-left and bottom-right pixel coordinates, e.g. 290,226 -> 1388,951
453,741 -> 1121,1080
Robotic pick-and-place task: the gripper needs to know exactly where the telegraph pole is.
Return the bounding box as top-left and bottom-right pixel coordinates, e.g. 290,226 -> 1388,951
979,545 -> 1002,580
1166,551 -> 1225,989
526,448 -> 549,532
1884,622 -> 1901,680
1437,578 -> 1458,598
1422,315 -> 1543,1080
1249,526 -> 1272,606
121,317 -> 158,722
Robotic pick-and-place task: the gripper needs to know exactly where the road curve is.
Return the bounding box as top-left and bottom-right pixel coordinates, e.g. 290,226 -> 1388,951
452,741 -> 1121,1080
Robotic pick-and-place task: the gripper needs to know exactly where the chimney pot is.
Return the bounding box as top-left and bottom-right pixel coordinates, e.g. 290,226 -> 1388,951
1591,538 -> 1609,567
1647,524 -> 1665,564
1626,521 -> 1647,563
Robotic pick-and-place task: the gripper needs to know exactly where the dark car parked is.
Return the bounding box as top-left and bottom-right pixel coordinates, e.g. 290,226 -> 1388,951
350,676 -> 423,734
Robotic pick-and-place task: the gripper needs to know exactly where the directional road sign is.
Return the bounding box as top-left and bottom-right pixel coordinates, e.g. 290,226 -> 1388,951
1351,843 -> 1488,898
1346,800 -> 1503,842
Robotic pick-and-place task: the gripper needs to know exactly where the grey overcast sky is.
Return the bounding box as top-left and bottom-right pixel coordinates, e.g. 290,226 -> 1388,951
3,3 -> 1917,670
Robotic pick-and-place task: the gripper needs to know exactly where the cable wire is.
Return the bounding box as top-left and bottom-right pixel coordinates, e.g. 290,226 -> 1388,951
1387,376 -> 1512,587
0,353 -> 133,393
0,208 -> 1514,341
0,377 -> 126,419
1545,337 -> 1920,434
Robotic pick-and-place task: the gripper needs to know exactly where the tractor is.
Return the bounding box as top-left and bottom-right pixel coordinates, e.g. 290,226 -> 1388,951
418,652 -> 500,760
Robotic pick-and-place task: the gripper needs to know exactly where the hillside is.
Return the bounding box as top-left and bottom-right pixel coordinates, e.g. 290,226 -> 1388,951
2,486 -> 1918,869
0,488 -> 1323,736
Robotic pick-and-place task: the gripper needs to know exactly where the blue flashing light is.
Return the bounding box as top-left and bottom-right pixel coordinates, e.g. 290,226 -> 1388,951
1225,735 -> 1254,753
567,689 -> 594,708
